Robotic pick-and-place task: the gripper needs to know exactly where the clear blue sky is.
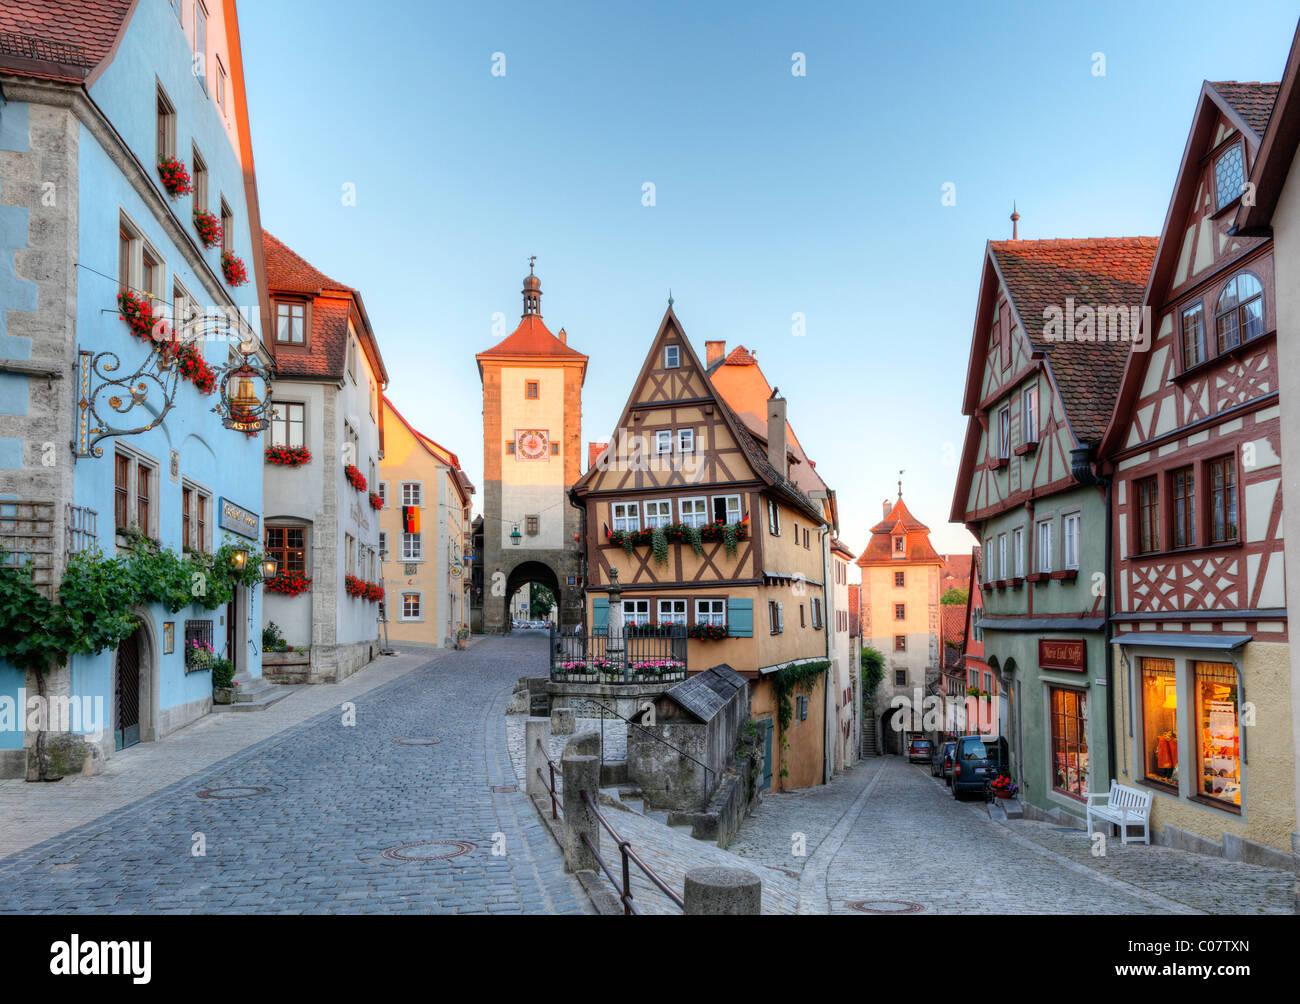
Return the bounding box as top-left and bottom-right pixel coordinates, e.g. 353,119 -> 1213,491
239,0 -> 1299,557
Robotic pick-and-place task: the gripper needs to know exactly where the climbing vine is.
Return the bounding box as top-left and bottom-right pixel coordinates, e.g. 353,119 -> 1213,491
651,526 -> 669,566
860,645 -> 884,707
772,659 -> 830,732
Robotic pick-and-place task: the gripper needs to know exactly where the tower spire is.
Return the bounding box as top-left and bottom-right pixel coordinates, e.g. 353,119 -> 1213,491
522,256 -> 541,317
1010,202 -> 1020,240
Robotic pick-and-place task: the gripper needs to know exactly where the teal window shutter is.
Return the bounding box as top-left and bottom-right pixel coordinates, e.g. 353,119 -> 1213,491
592,597 -> 609,632
727,598 -> 753,637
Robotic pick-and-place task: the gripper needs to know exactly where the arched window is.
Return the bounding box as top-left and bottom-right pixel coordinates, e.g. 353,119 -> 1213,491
1215,272 -> 1264,353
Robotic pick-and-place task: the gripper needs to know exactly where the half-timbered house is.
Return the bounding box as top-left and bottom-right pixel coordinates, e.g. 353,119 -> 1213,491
1100,81 -> 1294,863
952,236 -> 1156,823
570,306 -> 831,790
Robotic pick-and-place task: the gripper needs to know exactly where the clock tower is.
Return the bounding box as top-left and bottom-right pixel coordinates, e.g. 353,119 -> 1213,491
476,263 -> 588,633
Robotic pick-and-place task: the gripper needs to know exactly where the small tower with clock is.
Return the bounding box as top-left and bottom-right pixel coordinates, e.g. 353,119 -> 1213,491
476,261 -> 588,633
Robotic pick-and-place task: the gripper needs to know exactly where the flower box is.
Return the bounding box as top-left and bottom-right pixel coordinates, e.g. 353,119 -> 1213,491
688,623 -> 728,641
343,465 -> 367,492
221,250 -> 249,287
1051,569 -> 1079,581
1014,440 -> 1038,456
265,570 -> 311,596
368,492 -> 383,511
265,446 -> 312,467
1026,572 -> 1049,584
193,208 -> 223,249
157,155 -> 193,198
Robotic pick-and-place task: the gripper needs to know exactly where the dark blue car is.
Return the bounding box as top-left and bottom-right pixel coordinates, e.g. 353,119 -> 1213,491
951,735 -> 1001,800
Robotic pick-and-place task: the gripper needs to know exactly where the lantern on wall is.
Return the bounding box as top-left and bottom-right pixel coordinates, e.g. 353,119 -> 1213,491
230,548 -> 249,570
261,556 -> 278,580
510,524 -> 522,546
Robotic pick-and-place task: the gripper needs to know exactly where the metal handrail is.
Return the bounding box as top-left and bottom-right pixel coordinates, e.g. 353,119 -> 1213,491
581,789 -> 684,914
584,698 -> 714,786
535,738 -> 562,820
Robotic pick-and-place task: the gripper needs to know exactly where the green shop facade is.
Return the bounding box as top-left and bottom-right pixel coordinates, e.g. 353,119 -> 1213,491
951,236 -> 1158,821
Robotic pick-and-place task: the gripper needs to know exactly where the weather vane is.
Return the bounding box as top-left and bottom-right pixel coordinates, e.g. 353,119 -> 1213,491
528,255 -> 536,274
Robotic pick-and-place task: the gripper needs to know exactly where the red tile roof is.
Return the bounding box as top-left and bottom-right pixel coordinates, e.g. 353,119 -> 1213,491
0,1 -> 133,82
940,604 -> 966,646
723,345 -> 756,366
940,553 -> 972,596
856,495 -> 943,566
263,231 -> 351,294
1210,81 -> 1280,137
990,237 -> 1157,444
477,314 -> 587,361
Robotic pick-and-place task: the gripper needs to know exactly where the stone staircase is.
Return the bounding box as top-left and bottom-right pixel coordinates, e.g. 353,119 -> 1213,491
860,709 -> 879,757
213,677 -> 301,713
599,783 -> 693,833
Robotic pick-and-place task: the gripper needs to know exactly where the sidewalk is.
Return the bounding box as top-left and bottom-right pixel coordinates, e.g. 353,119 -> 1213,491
0,647 -> 443,860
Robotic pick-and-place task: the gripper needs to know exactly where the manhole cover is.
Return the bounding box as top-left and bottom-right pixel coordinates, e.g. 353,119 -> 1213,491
846,899 -> 925,914
491,785 -> 518,793
393,737 -> 440,746
197,786 -> 270,800
381,840 -> 475,862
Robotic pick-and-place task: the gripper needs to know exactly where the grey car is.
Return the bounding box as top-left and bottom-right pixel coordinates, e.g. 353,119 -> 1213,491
931,740 -> 956,782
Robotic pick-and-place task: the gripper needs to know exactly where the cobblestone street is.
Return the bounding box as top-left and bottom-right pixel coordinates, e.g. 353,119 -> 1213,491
0,636 -> 589,915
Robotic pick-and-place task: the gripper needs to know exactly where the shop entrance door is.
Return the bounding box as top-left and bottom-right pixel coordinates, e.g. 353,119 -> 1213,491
114,630 -> 141,751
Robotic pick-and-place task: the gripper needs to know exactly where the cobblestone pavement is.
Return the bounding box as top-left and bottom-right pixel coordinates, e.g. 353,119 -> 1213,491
0,636 -> 590,914
729,755 -> 1294,915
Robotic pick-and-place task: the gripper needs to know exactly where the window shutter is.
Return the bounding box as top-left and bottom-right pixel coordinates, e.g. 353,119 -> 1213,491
592,597 -> 609,632
727,598 -> 753,637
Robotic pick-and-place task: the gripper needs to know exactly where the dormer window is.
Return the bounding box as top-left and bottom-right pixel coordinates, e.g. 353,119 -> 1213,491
1214,142 -> 1245,210
664,345 -> 680,368
893,535 -> 905,556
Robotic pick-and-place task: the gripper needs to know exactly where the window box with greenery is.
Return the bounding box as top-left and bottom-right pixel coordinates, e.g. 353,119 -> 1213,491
265,570 -> 311,597
265,445 -> 311,467
157,155 -> 193,199
193,208 -> 222,249
368,491 -> 383,511
688,622 -> 729,640
343,464 -> 367,492
220,249 -> 249,287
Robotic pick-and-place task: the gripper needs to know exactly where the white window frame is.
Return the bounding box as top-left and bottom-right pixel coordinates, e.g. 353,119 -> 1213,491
678,428 -> 695,453
1013,526 -> 1024,577
998,406 -> 1011,460
712,494 -> 742,524
402,531 -> 423,561
1063,512 -> 1081,570
767,499 -> 781,536
696,599 -> 726,627
643,499 -> 672,529
377,481 -> 387,508
658,599 -> 688,625
401,482 -> 423,507
275,300 -> 305,344
664,345 -> 680,368
1036,519 -> 1054,574
655,430 -> 672,455
1022,385 -> 1039,444
612,501 -> 640,533
622,599 -> 650,626
268,400 -> 305,449
400,591 -> 423,622
997,534 -> 1007,580
679,497 -> 708,528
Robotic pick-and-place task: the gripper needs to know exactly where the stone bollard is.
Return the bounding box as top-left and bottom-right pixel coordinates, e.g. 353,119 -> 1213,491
561,753 -> 601,873
551,706 -> 575,736
683,866 -> 762,915
525,718 -> 552,799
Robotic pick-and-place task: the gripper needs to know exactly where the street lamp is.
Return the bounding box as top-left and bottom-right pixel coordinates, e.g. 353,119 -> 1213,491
260,556 -> 278,580
510,525 -> 522,546
230,548 -> 248,570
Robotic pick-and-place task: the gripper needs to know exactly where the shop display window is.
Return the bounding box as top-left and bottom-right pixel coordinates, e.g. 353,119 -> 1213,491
1050,688 -> 1089,798
1195,662 -> 1240,808
1140,657 -> 1178,788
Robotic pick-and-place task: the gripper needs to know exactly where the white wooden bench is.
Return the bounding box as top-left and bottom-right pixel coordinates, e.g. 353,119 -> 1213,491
1085,780 -> 1152,846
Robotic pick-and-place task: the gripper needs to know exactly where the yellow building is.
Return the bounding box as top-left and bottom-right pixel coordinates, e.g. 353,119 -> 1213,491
571,306 -> 832,790
377,397 -> 474,648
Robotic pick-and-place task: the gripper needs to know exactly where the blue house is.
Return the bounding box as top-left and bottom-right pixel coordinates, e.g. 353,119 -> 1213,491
0,0 -> 272,778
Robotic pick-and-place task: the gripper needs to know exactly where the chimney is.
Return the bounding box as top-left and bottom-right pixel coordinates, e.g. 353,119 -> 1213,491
706,340 -> 725,367
558,327 -> 567,345
882,499 -> 891,517
766,393 -> 787,478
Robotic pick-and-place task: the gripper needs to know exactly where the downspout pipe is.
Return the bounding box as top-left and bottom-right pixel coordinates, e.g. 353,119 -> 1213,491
1070,443 -> 1116,787
567,487 -> 588,634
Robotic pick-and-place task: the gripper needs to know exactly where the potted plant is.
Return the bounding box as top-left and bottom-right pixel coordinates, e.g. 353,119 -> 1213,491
211,656 -> 237,704
989,775 -> 1018,799
343,464 -> 367,492
455,623 -> 471,649
186,638 -> 215,671
368,491 -> 383,511
193,208 -> 222,248
265,445 -> 312,467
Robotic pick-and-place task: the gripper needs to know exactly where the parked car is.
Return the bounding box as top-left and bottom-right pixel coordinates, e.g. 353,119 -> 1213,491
951,735 -> 1003,800
931,740 -> 956,781
906,736 -> 933,763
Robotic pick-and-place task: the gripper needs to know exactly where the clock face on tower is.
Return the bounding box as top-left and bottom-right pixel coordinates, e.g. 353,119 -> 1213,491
515,428 -> 549,461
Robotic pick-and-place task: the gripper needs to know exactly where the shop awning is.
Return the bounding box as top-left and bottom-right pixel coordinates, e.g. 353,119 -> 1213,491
1113,632 -> 1251,651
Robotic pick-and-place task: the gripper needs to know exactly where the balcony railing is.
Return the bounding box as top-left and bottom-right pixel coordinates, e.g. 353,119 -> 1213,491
550,624 -> 688,684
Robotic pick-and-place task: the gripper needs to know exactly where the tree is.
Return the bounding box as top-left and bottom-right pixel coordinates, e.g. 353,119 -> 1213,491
941,586 -> 969,606
860,645 -> 885,706
529,583 -> 556,620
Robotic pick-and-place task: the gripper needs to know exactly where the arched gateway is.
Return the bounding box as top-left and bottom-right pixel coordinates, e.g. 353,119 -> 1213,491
476,262 -> 587,633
